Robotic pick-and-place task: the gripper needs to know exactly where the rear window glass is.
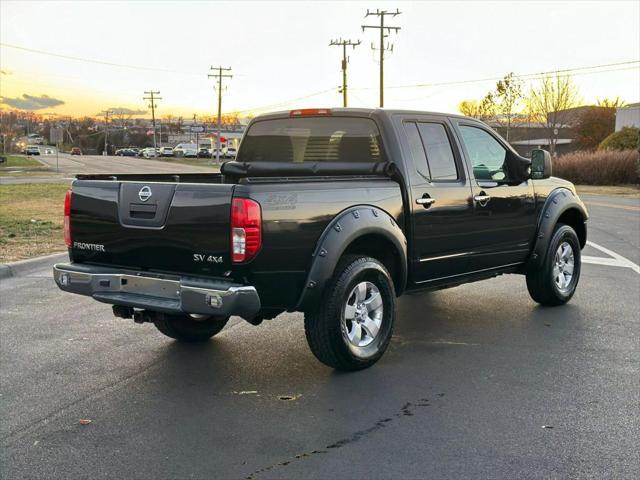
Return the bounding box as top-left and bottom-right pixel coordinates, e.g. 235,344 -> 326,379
237,117 -> 385,163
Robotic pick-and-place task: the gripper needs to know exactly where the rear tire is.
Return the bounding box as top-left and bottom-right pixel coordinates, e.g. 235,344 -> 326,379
153,313 -> 229,342
304,255 -> 396,371
526,223 -> 581,306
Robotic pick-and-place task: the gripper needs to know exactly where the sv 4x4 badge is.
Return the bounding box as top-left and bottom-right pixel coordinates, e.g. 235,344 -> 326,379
193,254 -> 223,264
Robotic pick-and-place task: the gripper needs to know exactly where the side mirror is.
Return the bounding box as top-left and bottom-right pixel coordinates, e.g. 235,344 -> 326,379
531,149 -> 552,179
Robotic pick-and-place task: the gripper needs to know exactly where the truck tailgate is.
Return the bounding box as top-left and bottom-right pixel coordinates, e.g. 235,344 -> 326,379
70,180 -> 234,276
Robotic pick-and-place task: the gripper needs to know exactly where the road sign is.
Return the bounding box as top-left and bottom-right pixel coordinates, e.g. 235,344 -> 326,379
50,127 -> 64,144
190,126 -> 205,133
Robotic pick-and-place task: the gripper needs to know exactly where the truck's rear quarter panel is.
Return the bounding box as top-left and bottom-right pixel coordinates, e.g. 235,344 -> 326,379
237,178 -> 403,309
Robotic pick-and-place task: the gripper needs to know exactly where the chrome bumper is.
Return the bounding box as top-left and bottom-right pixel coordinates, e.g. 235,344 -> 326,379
53,263 -> 261,320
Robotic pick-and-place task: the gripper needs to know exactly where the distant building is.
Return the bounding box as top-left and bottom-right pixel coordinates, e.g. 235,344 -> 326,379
488,121 -> 574,157
488,105 -> 622,156
509,138 -> 574,157
615,103 -> 640,131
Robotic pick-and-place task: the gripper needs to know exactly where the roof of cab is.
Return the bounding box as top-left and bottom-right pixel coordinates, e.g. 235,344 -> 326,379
253,107 -> 473,122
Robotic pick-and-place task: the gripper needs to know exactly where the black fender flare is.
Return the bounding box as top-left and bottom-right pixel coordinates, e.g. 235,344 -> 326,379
527,187 -> 588,272
295,205 -> 408,312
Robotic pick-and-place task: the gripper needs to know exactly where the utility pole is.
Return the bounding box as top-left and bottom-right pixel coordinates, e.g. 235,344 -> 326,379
329,38 -> 361,107
208,66 -> 232,163
362,8 -> 401,108
143,90 -> 162,150
98,109 -> 111,155
193,114 -> 199,154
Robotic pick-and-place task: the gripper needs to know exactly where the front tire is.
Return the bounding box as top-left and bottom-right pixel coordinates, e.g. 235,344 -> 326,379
304,255 -> 396,371
526,223 -> 581,306
153,313 -> 229,342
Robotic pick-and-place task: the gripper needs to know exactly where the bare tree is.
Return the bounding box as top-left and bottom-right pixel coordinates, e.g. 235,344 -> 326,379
596,97 -> 626,109
526,74 -> 580,156
485,73 -> 523,142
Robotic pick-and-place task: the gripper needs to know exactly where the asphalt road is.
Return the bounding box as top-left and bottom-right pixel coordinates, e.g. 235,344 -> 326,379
1,153 -> 216,184
1,195 -> 638,479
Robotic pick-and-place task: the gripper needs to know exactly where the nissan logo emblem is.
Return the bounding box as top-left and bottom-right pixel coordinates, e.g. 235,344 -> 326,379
138,186 -> 152,202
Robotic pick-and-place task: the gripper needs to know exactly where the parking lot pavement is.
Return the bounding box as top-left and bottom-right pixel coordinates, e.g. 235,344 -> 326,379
1,198 -> 638,479
1,153 -> 219,185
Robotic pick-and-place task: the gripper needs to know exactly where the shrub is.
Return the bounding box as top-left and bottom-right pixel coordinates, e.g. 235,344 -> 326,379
553,150 -> 639,185
598,127 -> 639,151
574,106 -> 615,150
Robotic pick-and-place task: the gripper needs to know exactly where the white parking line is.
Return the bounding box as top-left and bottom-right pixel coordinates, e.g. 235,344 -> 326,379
583,241 -> 640,274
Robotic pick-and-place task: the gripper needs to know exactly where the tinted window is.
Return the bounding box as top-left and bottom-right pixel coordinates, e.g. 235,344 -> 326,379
238,117 -> 384,163
417,123 -> 458,180
459,126 -> 507,181
403,122 -> 429,179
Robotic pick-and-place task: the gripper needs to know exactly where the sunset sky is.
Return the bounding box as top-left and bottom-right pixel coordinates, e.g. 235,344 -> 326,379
1,0 -> 639,118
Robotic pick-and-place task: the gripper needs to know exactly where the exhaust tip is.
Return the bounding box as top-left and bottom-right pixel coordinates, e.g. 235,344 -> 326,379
112,305 -> 134,319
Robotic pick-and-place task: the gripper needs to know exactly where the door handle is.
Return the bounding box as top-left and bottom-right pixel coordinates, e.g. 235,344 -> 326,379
416,196 -> 436,207
473,195 -> 491,202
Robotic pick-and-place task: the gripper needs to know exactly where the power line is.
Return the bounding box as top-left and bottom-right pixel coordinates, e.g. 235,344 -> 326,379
0,42 -> 201,76
362,8 -> 401,107
143,91 -> 161,149
329,38 -> 361,107
225,61 -> 638,115
352,60 -> 640,90
208,66 -> 232,163
224,87 -> 336,116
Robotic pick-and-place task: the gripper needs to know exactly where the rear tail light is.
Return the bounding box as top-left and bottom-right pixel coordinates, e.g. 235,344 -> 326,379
290,108 -> 332,117
63,190 -> 72,247
231,198 -> 262,263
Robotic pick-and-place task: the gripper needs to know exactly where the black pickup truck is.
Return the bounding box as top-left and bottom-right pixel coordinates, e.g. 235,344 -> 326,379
54,108 -> 588,370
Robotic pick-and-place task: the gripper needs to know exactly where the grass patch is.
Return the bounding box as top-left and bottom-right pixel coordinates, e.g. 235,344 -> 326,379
575,185 -> 640,197
0,183 -> 69,262
0,155 -> 45,169
1,171 -> 60,178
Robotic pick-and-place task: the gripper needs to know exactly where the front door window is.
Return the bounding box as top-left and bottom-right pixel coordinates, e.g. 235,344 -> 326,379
459,126 -> 508,182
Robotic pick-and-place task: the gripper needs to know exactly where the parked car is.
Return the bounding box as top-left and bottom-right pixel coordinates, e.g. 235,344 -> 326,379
210,148 -> 224,159
159,147 -> 174,157
115,148 -> 137,157
0,155 -> 6,164
198,147 -> 211,158
173,143 -> 198,158
25,146 -> 41,155
141,147 -> 158,158
224,146 -> 237,159
70,147 -> 82,155
53,108 -> 588,371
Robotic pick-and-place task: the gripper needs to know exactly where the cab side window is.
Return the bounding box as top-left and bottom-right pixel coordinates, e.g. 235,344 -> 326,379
403,121 -> 458,181
417,123 -> 458,181
459,126 -> 507,181
403,122 -> 429,180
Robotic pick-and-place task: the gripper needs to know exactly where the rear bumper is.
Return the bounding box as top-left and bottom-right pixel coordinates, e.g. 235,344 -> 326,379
53,263 -> 261,320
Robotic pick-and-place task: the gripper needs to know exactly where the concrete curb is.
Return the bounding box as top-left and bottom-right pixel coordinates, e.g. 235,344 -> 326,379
0,252 -> 68,280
